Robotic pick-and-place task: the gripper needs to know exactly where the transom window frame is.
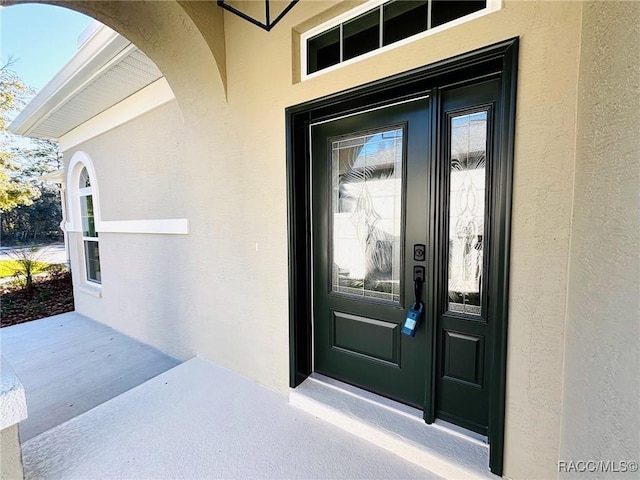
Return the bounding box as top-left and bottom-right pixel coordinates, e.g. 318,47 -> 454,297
300,0 -> 502,81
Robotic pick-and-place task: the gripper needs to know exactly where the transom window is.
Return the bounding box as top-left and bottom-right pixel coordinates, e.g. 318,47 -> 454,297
78,167 -> 101,284
303,0 -> 499,78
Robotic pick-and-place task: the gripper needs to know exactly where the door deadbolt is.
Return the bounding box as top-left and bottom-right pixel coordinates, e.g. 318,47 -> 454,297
414,244 -> 426,261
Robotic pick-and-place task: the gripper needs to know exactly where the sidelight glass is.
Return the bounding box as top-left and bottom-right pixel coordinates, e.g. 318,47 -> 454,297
331,127 -> 403,303
447,111 -> 487,315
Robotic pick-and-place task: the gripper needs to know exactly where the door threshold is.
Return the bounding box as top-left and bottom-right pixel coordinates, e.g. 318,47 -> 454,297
290,374 -> 497,479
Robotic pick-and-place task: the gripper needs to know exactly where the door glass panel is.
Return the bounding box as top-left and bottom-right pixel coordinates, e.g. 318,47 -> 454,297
331,127 -> 403,303
448,111 -> 487,315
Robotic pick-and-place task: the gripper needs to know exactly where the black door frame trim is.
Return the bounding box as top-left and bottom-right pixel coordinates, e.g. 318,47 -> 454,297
286,38 -> 518,476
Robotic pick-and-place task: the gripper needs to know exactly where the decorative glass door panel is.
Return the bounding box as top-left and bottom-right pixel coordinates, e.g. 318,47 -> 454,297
312,98 -> 429,408
436,79 -> 500,436
313,77 -> 500,433
447,111 -> 488,315
331,127 -> 404,303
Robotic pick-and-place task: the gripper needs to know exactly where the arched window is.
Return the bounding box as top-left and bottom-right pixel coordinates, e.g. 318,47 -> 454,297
67,152 -> 102,289
78,166 -> 101,283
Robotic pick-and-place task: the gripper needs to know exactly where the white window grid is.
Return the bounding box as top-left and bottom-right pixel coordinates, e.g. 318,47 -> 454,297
300,0 -> 502,81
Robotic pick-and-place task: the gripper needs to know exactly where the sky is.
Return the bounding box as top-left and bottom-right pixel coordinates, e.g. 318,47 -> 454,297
1,4 -> 93,92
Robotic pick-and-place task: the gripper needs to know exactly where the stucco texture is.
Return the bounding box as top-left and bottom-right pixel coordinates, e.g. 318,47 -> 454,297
220,2 -> 582,478
560,1 -> 640,475
8,0 -> 608,477
0,425 -> 23,480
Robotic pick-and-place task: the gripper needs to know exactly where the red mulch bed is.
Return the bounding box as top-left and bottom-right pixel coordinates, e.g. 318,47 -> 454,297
1,273 -> 74,328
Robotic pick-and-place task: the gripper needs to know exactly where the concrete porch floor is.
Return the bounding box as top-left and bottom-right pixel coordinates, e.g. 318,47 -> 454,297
0,312 -> 180,442
4,313 -> 437,479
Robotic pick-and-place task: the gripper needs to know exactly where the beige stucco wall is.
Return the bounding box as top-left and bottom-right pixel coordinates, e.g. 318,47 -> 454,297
48,0 -> 596,477
65,101 -> 196,358
560,1 -> 640,475
0,425 -> 23,480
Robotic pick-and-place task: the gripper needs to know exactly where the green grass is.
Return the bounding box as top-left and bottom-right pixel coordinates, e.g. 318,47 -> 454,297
0,260 -> 49,278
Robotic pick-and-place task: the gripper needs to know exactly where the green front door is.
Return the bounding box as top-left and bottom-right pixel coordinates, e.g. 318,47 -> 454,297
312,98 -> 430,408
311,79 -> 500,434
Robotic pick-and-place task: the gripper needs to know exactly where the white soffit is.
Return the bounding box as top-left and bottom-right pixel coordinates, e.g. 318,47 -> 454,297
58,78 -> 175,152
9,25 -> 165,140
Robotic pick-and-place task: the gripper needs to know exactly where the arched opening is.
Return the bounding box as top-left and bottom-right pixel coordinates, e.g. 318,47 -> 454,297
1,0 -> 228,107
1,1 -> 207,447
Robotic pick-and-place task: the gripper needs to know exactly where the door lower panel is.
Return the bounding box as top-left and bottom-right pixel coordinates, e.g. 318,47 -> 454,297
332,311 -> 400,365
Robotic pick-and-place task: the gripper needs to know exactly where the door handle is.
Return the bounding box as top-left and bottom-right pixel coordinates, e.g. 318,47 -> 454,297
413,266 -> 425,306
413,266 -> 425,283
414,276 -> 423,306
403,267 -> 425,337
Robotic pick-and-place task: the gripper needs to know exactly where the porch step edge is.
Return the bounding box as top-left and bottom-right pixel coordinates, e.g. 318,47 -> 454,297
289,376 -> 496,480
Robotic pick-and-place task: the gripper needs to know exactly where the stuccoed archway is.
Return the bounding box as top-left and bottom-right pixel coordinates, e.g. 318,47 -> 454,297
1,0 -> 228,111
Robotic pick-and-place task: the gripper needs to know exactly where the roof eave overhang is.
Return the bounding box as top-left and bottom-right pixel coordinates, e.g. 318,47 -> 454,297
38,168 -> 65,184
9,25 -> 133,139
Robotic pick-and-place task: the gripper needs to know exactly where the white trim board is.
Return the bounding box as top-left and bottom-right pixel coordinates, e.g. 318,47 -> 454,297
78,284 -> 103,298
98,219 -> 189,235
59,78 -> 175,151
64,219 -> 188,235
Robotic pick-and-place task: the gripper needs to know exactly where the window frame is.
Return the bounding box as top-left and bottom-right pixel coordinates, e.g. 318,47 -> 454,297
300,0 -> 502,81
66,152 -> 103,292
78,181 -> 101,285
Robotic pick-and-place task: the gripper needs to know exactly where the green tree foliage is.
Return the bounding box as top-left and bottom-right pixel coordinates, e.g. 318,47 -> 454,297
2,138 -> 64,244
1,188 -> 63,244
1,61 -> 39,211
1,63 -> 63,244
14,138 -> 63,178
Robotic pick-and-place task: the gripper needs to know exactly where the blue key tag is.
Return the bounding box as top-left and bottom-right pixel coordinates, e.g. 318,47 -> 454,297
402,302 -> 424,337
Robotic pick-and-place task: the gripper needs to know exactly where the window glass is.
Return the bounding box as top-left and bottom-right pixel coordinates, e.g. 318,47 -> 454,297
308,27 -> 340,74
79,167 -> 91,188
331,127 -> 403,303
81,195 -> 97,238
306,0 -> 492,76
84,240 -> 101,284
447,111 -> 487,315
431,0 -> 486,28
76,162 -> 102,286
343,10 -> 380,61
383,1 -> 428,46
